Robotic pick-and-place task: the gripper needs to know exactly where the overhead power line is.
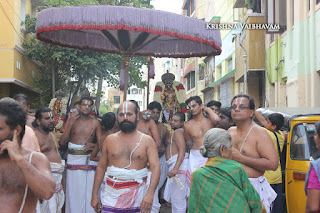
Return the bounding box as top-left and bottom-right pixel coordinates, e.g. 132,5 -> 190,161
0,2 -> 24,43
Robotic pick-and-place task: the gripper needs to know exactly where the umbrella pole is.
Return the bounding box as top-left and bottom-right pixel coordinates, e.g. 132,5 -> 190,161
123,56 -> 131,101
146,75 -> 149,108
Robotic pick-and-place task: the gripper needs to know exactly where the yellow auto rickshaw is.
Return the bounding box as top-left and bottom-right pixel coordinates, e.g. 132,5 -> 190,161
257,108 -> 320,213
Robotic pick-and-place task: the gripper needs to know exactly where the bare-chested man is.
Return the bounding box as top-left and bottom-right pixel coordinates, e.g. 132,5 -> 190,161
148,101 -> 170,212
164,112 -> 189,213
60,97 -> 102,213
13,94 -> 35,127
228,94 -> 278,213
33,107 -> 65,213
91,101 -> 160,213
130,100 -> 161,148
0,98 -> 55,213
90,112 -> 117,161
184,96 -> 219,189
13,94 -> 41,152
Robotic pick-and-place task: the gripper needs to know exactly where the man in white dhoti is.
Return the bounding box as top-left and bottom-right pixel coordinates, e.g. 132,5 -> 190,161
40,162 -> 65,213
92,101 -> 160,213
33,107 -> 66,213
228,94 -> 278,212
164,112 -> 189,213
184,96 -> 220,191
148,101 -> 169,212
60,97 -> 102,213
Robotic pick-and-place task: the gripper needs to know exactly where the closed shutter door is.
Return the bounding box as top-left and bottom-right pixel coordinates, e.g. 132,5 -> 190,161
225,80 -> 232,107
220,80 -> 232,107
220,83 -> 226,106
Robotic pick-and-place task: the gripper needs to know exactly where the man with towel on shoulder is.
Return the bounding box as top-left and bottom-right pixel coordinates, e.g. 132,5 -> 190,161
229,94 -> 278,213
92,101 -> 160,213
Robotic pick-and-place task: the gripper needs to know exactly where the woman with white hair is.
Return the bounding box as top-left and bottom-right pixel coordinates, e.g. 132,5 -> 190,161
188,128 -> 265,213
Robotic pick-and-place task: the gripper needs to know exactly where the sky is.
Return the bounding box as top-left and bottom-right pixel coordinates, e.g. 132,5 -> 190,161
151,0 -> 184,14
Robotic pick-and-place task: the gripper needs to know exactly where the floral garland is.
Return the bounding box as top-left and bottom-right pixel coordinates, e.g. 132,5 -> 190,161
49,97 -> 68,115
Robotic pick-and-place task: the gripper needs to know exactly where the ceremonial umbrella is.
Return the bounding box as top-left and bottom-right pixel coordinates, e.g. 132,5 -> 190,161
36,5 -> 222,100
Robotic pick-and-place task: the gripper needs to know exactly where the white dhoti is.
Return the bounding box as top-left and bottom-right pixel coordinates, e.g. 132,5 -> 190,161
102,166 -> 149,212
158,154 -> 168,190
164,153 -> 189,213
186,149 -> 207,191
65,142 -> 97,213
249,176 -> 277,213
40,160 -> 65,213
146,154 -> 168,213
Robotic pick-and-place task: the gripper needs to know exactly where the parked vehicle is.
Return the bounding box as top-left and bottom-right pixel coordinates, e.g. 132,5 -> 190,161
256,108 -> 320,213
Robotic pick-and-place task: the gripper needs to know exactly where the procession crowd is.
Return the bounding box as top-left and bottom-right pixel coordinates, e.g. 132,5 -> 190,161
1,93 -> 320,213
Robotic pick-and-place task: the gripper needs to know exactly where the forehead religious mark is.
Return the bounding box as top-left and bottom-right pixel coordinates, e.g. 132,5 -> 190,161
48,111 -> 53,118
122,103 -> 128,119
234,97 -> 244,106
239,97 -> 244,105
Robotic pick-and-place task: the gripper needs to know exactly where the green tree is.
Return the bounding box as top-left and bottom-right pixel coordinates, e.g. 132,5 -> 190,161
98,99 -> 114,115
23,0 -> 153,105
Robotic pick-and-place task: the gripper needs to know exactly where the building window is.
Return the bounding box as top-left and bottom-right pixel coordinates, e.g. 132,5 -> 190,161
212,70 -> 215,82
233,8 -> 243,22
266,0 -> 287,33
138,101 -> 142,107
270,34 -> 275,43
31,6 -> 36,18
317,0 -> 320,5
291,0 -> 294,26
186,71 -> 195,91
220,80 -> 232,107
128,89 -> 131,94
132,88 -> 138,94
20,0 -> 26,30
280,0 -> 287,33
199,65 -> 204,81
228,58 -> 233,73
191,71 -> 195,88
184,0 -> 195,17
114,96 -> 120,104
191,0 -> 195,14
139,89 -> 142,94
187,78 -> 190,90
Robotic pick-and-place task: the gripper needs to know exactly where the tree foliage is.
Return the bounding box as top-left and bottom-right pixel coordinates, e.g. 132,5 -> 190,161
23,0 -> 153,105
98,99 -> 114,115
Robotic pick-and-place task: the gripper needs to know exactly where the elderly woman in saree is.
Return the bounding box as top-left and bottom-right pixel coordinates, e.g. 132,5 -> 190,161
188,128 -> 266,213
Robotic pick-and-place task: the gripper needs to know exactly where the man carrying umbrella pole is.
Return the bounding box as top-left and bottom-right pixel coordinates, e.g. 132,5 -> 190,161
92,101 -> 160,213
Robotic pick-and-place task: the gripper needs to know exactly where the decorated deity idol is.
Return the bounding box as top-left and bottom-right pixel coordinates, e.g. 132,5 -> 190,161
49,89 -> 68,134
153,72 -> 187,123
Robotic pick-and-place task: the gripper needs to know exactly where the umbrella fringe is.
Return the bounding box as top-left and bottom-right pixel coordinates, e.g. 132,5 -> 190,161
36,5 -> 222,58
37,24 -> 222,54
